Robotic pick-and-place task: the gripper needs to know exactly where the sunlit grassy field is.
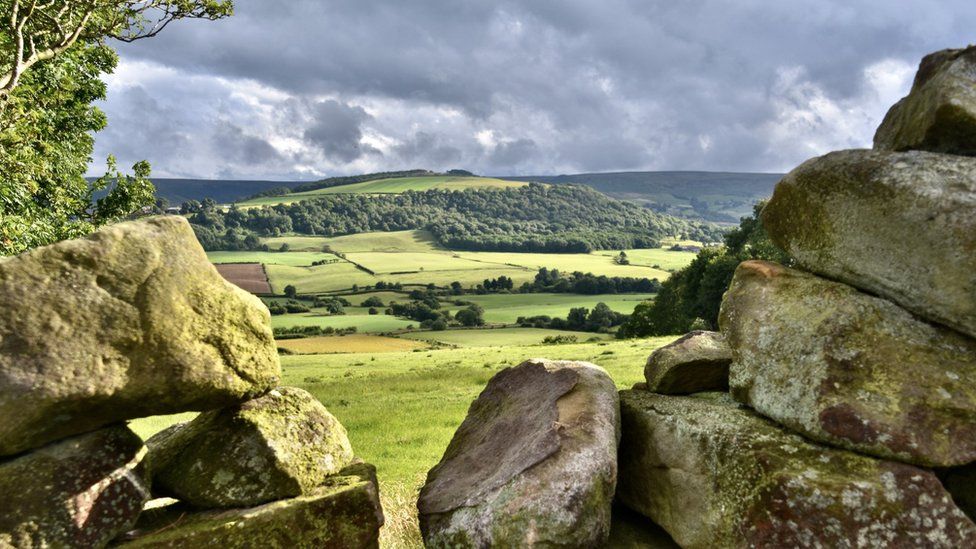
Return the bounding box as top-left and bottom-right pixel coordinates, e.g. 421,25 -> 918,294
239,176 -> 529,207
400,327 -> 612,347
130,336 -> 674,548
207,250 -> 341,267
277,334 -> 429,354
465,293 -> 656,324
455,251 -> 676,280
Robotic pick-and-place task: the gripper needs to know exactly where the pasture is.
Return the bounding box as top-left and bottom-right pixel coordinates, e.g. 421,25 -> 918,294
400,327 -> 612,347
276,334 -> 428,354
465,293 -> 657,324
239,176 -> 528,207
455,251 -> 674,280
129,336 -> 676,548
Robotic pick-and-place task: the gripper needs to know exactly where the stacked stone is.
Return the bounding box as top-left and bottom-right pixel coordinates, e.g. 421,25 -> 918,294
0,217 -> 383,549
618,46 -> 976,547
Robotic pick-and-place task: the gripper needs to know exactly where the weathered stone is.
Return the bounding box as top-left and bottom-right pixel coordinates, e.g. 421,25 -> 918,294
941,464 -> 976,523
0,216 -> 280,457
761,149 -> 976,339
720,260 -> 976,467
114,463 -> 383,549
874,46 -> 976,155
607,504 -> 679,549
0,426 -> 150,549
617,390 -> 976,548
418,359 -> 619,547
644,331 -> 730,394
148,387 -> 354,508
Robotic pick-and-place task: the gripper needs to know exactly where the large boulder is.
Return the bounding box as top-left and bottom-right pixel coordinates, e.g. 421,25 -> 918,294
761,149 -> 976,339
148,387 -> 354,508
720,260 -> 976,467
644,331 -> 731,394
0,426 -> 150,549
114,463 -> 384,549
874,46 -> 976,155
418,359 -> 620,547
0,216 -> 280,457
617,391 -> 976,548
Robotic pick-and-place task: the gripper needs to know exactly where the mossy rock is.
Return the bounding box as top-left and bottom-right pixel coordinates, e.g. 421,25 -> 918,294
0,426 -> 150,549
720,261 -> 976,467
113,463 -> 383,549
419,359 -> 620,547
761,149 -> 976,339
0,216 -> 281,457
874,46 -> 976,155
644,331 -> 730,394
617,390 -> 976,548
147,387 -> 354,508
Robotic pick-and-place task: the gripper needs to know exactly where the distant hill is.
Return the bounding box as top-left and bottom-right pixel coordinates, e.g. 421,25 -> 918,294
505,171 -> 783,223
143,178 -> 298,205
239,175 -> 529,207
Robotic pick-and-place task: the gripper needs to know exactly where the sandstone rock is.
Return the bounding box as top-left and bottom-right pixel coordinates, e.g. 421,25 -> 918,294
720,260 -> 976,467
644,331 -> 730,394
418,359 -> 619,547
0,216 -> 280,457
874,46 -> 976,155
761,149 -> 976,339
0,426 -> 150,549
617,391 -> 976,548
114,463 -> 383,549
148,387 -> 354,508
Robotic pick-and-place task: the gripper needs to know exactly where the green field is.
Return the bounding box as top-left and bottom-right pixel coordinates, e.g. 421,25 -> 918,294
465,293 -> 656,324
401,327 -> 611,347
455,251 -> 675,280
130,336 -> 675,547
239,176 -> 529,207
594,248 -> 700,272
208,250 -> 341,267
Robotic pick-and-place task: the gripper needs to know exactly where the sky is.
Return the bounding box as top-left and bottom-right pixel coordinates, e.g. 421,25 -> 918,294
90,0 -> 976,180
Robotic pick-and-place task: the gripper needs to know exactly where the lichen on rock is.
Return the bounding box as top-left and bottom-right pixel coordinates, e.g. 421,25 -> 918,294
644,331 -> 731,394
617,390 -> 976,548
147,386 -> 354,508
0,216 -> 281,457
419,359 -> 620,547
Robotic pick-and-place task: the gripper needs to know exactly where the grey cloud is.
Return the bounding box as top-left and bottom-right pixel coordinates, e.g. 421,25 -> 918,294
93,0 -> 976,177
213,121 -> 282,166
303,100 -> 377,163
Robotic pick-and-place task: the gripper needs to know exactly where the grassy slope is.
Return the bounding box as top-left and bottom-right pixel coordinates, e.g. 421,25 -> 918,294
465,293 -> 656,324
208,250 -> 341,267
400,327 -> 611,347
239,176 -> 528,207
130,336 -> 674,547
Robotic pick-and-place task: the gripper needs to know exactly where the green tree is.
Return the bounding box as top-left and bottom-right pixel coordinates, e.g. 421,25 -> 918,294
618,202 -> 791,338
0,0 -> 233,255
283,285 -> 297,299
455,304 -> 485,327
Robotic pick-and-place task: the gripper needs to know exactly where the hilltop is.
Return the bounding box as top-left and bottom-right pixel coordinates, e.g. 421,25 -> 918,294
506,171 -> 782,223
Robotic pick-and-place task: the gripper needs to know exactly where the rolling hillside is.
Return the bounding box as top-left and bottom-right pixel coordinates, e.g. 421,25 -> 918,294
239,175 -> 528,207
506,171 -> 783,222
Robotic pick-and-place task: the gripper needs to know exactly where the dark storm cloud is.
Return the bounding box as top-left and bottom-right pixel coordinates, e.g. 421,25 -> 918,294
303,100 -> 377,163
93,0 -> 976,178
213,121 -> 283,166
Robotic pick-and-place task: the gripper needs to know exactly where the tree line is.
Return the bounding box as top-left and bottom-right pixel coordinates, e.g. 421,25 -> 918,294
188,184 -> 723,254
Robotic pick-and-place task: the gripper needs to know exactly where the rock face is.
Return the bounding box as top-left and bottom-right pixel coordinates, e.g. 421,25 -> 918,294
418,359 -> 620,547
148,387 -> 354,508
0,216 -> 280,457
761,149 -> 976,339
0,426 -> 150,548
720,260 -> 976,467
644,331 -> 731,394
617,390 -> 976,548
874,46 -> 976,155
114,463 -> 384,549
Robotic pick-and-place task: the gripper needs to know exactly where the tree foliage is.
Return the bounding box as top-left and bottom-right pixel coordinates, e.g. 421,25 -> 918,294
617,202 -> 791,338
0,0 -> 232,255
190,184 -> 724,254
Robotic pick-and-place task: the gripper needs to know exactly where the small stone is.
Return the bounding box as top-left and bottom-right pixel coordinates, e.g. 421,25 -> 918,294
418,359 -> 620,547
874,45 -> 976,155
644,331 -> 731,394
0,426 -> 150,549
617,390 -> 976,548
0,216 -> 281,457
114,463 -> 384,549
720,261 -> 976,467
147,387 -> 354,508
761,149 -> 976,339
